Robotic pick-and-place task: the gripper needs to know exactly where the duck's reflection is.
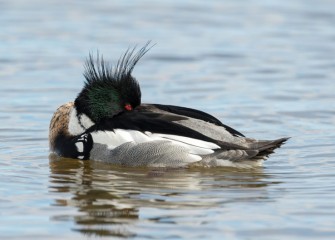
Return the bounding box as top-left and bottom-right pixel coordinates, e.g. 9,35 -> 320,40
49,154 -> 280,237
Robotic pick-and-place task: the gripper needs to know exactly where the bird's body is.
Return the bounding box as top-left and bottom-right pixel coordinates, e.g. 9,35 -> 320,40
49,44 -> 288,168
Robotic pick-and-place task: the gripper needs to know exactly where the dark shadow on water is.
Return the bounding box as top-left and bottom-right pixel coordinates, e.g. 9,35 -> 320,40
48,154 -> 282,238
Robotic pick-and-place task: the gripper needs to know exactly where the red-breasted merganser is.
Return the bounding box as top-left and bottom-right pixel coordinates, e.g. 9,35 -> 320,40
49,44 -> 288,168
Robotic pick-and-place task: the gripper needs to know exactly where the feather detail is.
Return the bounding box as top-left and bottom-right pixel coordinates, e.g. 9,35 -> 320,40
90,129 -> 220,156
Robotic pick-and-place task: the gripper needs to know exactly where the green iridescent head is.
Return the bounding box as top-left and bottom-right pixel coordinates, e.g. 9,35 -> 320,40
75,43 -> 152,123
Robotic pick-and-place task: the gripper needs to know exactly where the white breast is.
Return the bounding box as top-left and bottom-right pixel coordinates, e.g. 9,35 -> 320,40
68,108 -> 94,135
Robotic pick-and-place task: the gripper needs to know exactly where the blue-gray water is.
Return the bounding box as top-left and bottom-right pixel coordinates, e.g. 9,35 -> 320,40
1,0 -> 335,239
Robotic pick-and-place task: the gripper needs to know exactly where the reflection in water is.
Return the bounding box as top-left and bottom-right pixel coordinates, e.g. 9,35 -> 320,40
48,154 -> 280,237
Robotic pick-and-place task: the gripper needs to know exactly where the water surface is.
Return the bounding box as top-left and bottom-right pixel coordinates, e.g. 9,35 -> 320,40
1,0 -> 335,239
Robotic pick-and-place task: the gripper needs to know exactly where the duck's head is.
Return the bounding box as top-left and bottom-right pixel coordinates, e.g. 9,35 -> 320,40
74,44 -> 151,123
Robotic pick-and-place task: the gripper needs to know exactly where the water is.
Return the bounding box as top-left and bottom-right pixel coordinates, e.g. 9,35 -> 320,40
1,0 -> 335,239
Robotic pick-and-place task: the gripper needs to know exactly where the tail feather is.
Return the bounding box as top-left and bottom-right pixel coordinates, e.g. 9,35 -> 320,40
200,137 -> 289,165
250,137 -> 289,156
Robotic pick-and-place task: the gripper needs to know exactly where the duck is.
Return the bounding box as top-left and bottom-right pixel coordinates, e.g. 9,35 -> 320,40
49,43 -> 288,168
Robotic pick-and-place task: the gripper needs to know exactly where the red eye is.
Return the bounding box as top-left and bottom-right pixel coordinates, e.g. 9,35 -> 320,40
124,104 -> 132,111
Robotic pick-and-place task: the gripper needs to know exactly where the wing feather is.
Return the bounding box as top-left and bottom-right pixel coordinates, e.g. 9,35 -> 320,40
139,104 -> 245,137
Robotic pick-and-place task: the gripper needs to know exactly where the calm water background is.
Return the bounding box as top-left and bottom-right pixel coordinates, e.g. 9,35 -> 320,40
1,0 -> 335,239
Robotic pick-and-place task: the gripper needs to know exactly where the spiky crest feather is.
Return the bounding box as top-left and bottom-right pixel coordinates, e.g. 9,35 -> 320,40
75,42 -> 153,122
83,41 -> 153,85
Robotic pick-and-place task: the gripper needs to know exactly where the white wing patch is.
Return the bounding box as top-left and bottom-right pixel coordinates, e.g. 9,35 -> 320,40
145,132 -> 220,149
91,129 -> 151,149
90,129 -> 220,156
